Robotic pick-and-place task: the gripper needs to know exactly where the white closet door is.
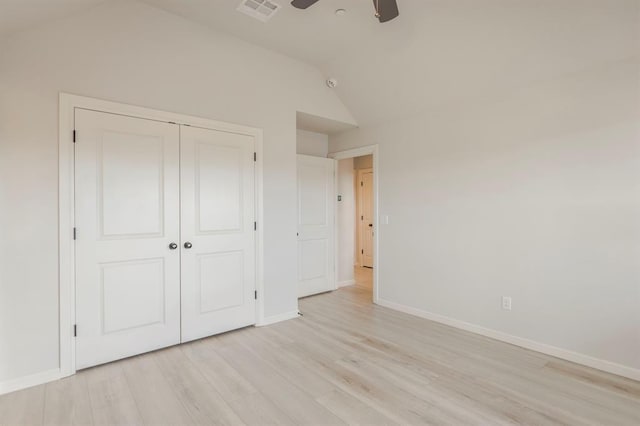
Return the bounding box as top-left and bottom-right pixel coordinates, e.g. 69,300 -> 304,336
180,126 -> 256,343
75,109 -> 181,370
297,155 -> 336,298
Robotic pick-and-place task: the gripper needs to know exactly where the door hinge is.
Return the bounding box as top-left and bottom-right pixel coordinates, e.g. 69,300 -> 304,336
361,181 -> 363,186
361,215 -> 364,220
253,152 -> 257,162
254,290 -> 257,300
73,324 -> 77,337
361,249 -> 364,254
73,228 -> 77,240
254,222 -> 257,231
72,130 -> 76,143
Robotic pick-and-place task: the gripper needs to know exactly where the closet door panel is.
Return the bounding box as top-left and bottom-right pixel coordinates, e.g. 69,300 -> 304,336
180,126 -> 256,342
75,109 -> 181,369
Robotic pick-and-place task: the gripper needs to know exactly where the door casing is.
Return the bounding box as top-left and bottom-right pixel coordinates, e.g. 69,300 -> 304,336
59,93 -> 264,378
328,145 -> 379,303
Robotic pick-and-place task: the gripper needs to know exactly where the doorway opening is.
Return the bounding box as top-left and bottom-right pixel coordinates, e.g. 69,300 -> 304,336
331,146 -> 379,303
293,110 -> 358,301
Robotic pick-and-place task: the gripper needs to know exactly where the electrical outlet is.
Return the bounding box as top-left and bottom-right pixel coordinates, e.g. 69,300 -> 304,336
502,296 -> 512,311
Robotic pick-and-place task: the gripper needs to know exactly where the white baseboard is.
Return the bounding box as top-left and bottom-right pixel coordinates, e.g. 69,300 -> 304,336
256,310 -> 300,327
2,310 -> 297,395
0,368 -> 62,396
377,298 -> 640,382
6,302 -> 636,397
337,279 -> 355,288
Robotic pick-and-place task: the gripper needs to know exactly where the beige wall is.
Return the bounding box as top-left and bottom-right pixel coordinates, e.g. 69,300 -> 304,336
0,0 -> 355,384
296,129 -> 329,157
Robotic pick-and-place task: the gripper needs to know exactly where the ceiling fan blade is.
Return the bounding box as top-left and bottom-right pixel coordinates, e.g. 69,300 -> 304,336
373,0 -> 399,23
291,0 -> 320,9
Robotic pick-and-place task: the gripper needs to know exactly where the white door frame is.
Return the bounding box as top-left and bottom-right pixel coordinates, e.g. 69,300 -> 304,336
328,145 -> 379,303
58,93 -> 264,377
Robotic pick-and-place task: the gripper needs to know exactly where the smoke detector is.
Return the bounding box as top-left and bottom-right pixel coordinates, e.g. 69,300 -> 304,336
326,78 -> 338,88
237,0 -> 281,22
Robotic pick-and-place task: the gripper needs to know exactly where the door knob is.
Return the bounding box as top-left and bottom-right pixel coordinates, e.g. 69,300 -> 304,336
368,224 -> 373,227
168,242 -> 178,250
184,242 -> 193,249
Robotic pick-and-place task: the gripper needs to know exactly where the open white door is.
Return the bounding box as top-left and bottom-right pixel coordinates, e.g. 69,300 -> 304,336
358,168 -> 374,268
75,109 -> 181,369
297,155 -> 336,297
180,126 -> 256,343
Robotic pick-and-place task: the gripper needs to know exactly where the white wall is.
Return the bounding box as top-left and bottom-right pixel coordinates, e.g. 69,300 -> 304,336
296,129 -> 328,157
330,57 -> 640,376
337,158 -> 355,284
0,0 -> 355,384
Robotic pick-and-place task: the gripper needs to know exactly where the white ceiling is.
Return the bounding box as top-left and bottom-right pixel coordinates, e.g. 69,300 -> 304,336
140,0 -> 415,67
2,0 -> 638,127
140,0 -> 640,126
0,0 -> 105,38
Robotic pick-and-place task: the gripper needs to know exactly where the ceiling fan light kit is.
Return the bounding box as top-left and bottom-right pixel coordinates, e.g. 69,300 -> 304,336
290,0 -> 399,23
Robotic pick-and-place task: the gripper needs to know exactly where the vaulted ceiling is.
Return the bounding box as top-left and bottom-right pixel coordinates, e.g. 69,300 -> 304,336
124,0 -> 640,126
2,0 -> 639,127
0,0 -> 104,38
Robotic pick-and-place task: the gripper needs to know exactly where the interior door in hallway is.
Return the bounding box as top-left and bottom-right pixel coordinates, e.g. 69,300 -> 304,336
180,126 -> 257,343
297,155 -> 336,297
358,168 -> 374,268
75,109 -> 181,369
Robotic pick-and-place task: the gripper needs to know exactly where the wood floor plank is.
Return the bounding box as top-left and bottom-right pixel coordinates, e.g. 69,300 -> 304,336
152,346 -> 244,426
315,388 -> 398,426
0,384 -> 45,426
2,267 -> 639,425
119,352 -> 194,425
214,331 -> 347,425
236,328 -> 337,398
222,391 -> 297,426
181,338 -> 257,401
43,374 -> 93,426
84,361 -> 143,426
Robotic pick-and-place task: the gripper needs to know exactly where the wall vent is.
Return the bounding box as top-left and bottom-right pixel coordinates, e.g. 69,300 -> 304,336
237,0 -> 281,22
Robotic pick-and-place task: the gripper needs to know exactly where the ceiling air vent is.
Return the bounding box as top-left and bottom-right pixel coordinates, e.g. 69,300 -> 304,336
237,0 -> 281,22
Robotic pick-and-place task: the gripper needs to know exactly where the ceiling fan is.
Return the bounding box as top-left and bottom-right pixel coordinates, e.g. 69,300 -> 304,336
290,0 -> 399,23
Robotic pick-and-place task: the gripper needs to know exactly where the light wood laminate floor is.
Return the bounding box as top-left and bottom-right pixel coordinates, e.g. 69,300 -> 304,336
1,267 -> 639,425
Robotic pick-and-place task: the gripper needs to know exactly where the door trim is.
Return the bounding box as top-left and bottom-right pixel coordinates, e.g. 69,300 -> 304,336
59,93 -> 264,377
328,145 -> 379,304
